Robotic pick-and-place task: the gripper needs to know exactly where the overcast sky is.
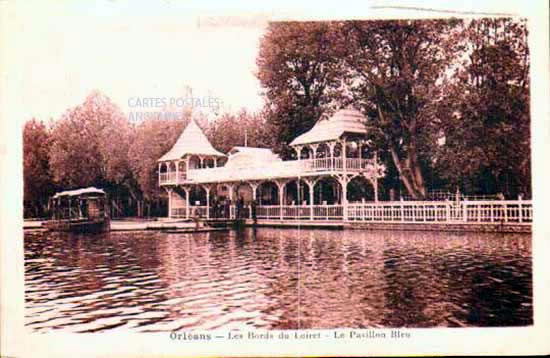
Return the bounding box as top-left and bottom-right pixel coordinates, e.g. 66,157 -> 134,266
4,0 -> 532,123
10,1 -> 277,122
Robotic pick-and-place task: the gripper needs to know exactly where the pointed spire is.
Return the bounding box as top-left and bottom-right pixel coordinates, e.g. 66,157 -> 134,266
158,118 -> 225,161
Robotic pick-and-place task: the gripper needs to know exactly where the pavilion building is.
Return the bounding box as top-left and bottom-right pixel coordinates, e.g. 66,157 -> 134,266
157,109 -> 385,221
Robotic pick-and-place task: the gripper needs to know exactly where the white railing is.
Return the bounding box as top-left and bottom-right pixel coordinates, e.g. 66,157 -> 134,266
159,172 -> 187,185
303,157 -> 371,172
256,205 -> 281,219
171,200 -> 531,224
256,205 -> 344,220
347,200 -> 532,224
312,205 -> 344,220
171,206 -> 207,218
159,158 -> 377,185
171,207 -> 187,218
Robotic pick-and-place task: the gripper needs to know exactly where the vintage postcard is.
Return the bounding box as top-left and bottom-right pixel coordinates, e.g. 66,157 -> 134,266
1,0 -> 549,357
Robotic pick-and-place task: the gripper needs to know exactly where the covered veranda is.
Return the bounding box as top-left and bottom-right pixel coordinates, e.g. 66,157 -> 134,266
159,109 -> 384,222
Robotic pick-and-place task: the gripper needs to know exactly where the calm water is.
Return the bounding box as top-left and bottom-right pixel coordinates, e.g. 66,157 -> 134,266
24,228 -> 532,332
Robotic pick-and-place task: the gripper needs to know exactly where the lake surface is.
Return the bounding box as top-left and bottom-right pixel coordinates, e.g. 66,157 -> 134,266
24,228 -> 533,332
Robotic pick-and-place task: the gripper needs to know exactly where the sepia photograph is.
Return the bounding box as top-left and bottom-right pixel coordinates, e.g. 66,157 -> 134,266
2,1 -> 549,357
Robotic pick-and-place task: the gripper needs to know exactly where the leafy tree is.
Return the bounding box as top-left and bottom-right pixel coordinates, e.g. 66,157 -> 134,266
206,108 -> 277,153
257,21 -> 346,157
435,18 -> 530,198
128,116 -> 189,200
341,19 -> 461,199
49,91 -> 133,192
23,119 -> 54,217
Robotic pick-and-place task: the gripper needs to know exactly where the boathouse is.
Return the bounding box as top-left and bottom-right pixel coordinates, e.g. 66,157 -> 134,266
158,109 -> 384,219
157,109 -> 532,230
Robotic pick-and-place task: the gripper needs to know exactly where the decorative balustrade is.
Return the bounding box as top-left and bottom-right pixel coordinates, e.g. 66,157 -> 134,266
346,200 -> 532,224
171,200 -> 532,224
159,158 -> 376,185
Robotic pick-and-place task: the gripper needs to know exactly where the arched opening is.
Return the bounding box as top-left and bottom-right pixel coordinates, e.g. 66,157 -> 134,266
177,161 -> 186,172
314,177 -> 342,205
347,176 -> 375,202
188,155 -> 201,169
300,146 -> 312,159
215,184 -> 231,202
204,157 -> 215,168
235,182 -> 253,204
177,161 -> 187,181
316,143 -> 330,158
168,161 -> 176,173
346,140 -> 360,158
257,181 -> 279,205
284,180 -> 311,205
333,142 -> 342,157
217,157 -> 228,167
189,186 -> 207,206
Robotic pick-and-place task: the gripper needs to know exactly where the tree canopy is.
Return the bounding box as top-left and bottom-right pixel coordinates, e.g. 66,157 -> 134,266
256,18 -> 530,199
22,18 -> 531,218
23,119 -> 54,216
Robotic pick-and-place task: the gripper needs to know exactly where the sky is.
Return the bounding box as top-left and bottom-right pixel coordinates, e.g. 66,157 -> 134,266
11,1 -> 276,122
4,0 -> 536,123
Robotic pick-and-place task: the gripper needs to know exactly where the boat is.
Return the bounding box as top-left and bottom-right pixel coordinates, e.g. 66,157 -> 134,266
44,187 -> 110,233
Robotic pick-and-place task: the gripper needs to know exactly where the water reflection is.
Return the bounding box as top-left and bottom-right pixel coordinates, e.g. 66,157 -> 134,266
24,228 -> 532,332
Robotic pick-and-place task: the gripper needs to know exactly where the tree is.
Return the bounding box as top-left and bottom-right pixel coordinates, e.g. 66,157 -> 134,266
256,21 -> 346,157
206,108 -> 277,153
435,18 -> 530,198
341,19 -> 461,199
49,91 -> 133,191
23,119 -> 54,217
128,116 -> 189,200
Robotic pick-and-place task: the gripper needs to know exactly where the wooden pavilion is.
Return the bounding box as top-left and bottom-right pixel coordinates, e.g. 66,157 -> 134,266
158,109 -> 384,221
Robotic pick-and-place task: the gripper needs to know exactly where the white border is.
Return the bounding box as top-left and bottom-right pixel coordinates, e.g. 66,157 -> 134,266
1,1 -> 549,356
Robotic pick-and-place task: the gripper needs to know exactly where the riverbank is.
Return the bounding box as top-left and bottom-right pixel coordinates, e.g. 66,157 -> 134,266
24,218 -> 209,232
24,217 -> 532,234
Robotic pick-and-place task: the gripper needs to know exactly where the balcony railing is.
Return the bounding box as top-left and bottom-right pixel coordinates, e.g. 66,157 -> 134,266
170,200 -> 532,224
159,172 -> 187,185
159,158 -> 376,185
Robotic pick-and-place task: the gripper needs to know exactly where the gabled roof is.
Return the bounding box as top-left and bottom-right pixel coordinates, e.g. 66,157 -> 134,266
225,147 -> 282,169
158,119 -> 225,161
289,108 -> 368,146
53,187 -> 105,198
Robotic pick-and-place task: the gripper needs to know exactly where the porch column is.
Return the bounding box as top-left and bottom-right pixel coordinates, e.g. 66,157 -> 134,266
295,146 -> 302,160
276,180 -> 285,220
250,182 -> 259,201
167,188 -> 173,218
340,177 -> 349,221
199,156 -> 204,169
342,137 -> 347,173
305,178 -> 315,220
183,187 -> 190,219
328,141 -> 336,171
374,152 -> 379,203
175,160 -> 179,184
205,185 -> 210,219
158,163 -> 162,186
227,184 -> 234,219
358,141 -> 363,169
310,144 -> 319,158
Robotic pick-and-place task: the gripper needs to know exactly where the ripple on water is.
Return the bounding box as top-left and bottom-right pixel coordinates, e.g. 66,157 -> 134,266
24,228 -> 532,331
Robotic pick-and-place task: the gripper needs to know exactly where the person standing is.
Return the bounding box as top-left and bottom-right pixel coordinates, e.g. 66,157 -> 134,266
251,199 -> 257,224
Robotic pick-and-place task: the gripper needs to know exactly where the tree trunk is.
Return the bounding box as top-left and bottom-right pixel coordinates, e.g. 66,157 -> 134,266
389,144 -> 426,199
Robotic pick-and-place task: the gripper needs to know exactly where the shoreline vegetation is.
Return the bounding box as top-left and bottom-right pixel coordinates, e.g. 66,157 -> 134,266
24,18 -> 530,219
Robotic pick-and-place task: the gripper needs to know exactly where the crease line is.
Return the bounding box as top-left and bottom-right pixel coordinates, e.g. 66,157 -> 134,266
370,5 -> 517,17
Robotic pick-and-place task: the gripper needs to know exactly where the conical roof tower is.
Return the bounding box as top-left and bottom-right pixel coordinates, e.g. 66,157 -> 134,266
158,119 -> 225,161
